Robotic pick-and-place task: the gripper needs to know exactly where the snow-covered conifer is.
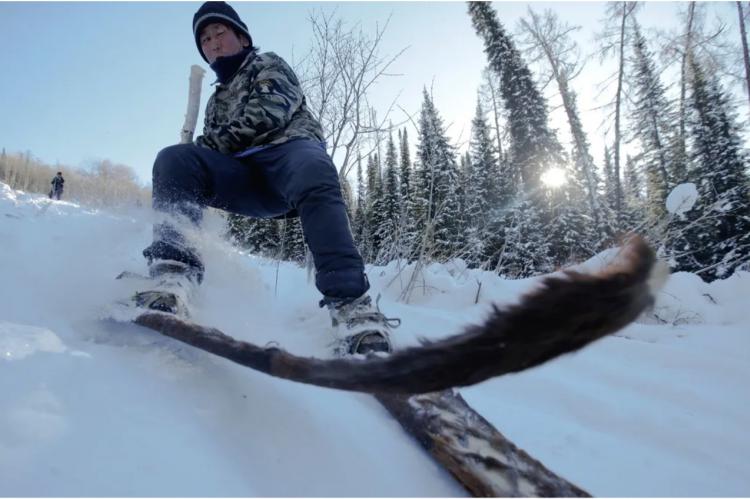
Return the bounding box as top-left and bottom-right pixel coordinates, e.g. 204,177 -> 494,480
670,57 -> 750,279
280,216 -> 306,264
226,214 -> 279,258
629,22 -> 681,223
517,7 -> 613,250
374,132 -> 402,263
412,89 -> 463,261
352,156 -> 369,253
365,153 -> 386,262
468,1 -> 564,208
494,187 -> 553,277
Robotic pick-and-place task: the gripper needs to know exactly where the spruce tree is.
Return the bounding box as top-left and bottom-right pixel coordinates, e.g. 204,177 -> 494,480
468,1 -> 564,207
279,216 -> 306,264
470,1 -> 576,270
518,7 -> 612,251
622,154 -> 647,233
629,21 -> 679,223
399,128 -> 412,205
226,214 -> 279,257
374,132 -> 402,263
466,100 -> 497,226
352,156 -> 369,253
413,89 -> 463,261
495,186 -> 553,277
366,153 -> 385,262
672,57 -> 750,279
545,183 -> 597,265
398,128 -> 419,261
464,100 -> 500,265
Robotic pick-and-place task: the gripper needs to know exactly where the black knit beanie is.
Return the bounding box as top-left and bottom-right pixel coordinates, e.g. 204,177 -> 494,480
193,1 -> 253,63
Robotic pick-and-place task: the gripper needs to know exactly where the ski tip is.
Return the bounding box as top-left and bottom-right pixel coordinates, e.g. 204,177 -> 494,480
566,234 -> 663,298
610,234 -> 667,299
99,301 -> 143,323
115,270 -> 150,280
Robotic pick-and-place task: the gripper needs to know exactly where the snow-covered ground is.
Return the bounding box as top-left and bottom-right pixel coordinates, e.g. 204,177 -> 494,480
1,182 -> 748,496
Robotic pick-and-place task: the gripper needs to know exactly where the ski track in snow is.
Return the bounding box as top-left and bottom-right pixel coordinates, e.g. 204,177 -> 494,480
1,182 -> 748,496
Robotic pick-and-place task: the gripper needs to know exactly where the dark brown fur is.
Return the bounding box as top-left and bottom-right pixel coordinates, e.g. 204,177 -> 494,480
135,236 -> 657,394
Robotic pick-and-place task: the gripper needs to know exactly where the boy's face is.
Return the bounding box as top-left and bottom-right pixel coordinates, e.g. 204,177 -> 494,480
200,22 -> 248,64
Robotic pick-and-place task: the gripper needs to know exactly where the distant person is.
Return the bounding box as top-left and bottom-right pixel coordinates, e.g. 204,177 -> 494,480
133,1 -> 397,355
49,172 -> 64,200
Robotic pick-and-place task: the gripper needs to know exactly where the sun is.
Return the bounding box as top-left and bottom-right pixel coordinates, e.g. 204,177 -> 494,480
541,167 -> 567,188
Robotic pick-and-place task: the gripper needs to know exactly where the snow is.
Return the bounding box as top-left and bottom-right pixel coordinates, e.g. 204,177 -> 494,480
1,182 -> 749,496
666,182 -> 699,215
0,322 -> 67,360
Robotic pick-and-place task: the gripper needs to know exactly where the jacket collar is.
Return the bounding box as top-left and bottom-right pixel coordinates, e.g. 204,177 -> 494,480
210,47 -> 255,86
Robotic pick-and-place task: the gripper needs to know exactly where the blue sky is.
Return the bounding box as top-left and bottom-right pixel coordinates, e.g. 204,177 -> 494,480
0,2 -> 742,185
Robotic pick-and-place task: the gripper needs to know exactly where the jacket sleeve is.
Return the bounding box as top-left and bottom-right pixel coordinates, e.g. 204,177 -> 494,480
196,57 -> 304,154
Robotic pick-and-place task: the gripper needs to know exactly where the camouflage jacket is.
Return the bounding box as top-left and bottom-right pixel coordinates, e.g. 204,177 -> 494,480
195,50 -> 324,155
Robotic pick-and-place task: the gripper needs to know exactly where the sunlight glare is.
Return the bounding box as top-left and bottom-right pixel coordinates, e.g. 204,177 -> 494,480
541,167 -> 567,188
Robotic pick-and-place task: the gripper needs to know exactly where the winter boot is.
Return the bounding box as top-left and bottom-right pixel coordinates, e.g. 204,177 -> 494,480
324,294 -> 400,356
132,260 -> 201,317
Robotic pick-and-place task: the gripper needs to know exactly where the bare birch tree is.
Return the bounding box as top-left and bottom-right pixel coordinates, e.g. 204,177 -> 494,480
0,150 -> 149,208
656,3 -> 746,148
517,7 -> 612,243
294,9 -> 408,181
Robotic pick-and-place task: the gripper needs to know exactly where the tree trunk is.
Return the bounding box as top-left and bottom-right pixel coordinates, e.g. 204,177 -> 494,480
679,3 -> 696,158
737,1 -> 750,112
613,2 -> 629,221
485,71 -> 504,159
524,13 -> 601,230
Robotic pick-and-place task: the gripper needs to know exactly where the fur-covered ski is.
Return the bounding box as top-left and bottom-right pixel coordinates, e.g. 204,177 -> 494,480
132,236 -> 661,395
374,389 -> 589,496
128,236 -> 661,496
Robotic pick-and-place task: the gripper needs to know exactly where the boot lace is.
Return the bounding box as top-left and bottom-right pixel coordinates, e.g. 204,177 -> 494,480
324,294 -> 401,331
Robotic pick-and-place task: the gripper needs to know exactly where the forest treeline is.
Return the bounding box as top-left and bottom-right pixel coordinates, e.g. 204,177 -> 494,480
4,2 -> 748,283
229,2 -> 750,282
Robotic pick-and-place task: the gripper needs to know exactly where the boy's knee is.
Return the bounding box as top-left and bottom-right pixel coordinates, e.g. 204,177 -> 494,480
288,155 -> 339,202
153,144 -> 198,179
